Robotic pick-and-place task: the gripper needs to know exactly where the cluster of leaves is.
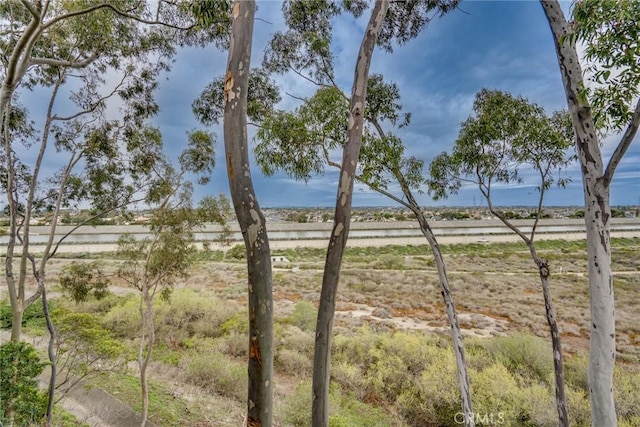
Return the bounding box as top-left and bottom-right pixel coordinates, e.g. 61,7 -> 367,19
59,261 -> 110,304
572,0 -> 640,131
428,89 -> 575,202
0,341 -> 47,426
262,0 -> 459,82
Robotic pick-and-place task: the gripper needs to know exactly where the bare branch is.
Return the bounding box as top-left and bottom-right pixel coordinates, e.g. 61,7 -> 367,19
285,92 -> 307,103
53,73 -> 128,121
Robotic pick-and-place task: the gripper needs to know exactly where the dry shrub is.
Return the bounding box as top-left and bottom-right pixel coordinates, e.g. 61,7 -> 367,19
213,332 -> 246,358
615,365 -> 640,422
279,325 -> 314,357
181,350 -> 246,401
274,348 -> 311,376
483,333 -> 553,384
101,290 -> 239,349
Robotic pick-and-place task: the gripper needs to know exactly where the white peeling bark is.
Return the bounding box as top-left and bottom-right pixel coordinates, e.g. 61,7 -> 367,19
540,2 -> 617,425
311,2 -> 390,426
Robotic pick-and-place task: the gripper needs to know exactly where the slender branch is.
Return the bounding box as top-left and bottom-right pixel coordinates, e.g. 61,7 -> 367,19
604,97 -> 640,186
19,0 -> 40,19
42,3 -> 194,31
31,52 -> 99,69
529,164 -> 548,241
48,195 -> 148,259
53,73 -> 128,121
288,65 -> 329,88
284,92 -> 307,103
323,146 -> 412,210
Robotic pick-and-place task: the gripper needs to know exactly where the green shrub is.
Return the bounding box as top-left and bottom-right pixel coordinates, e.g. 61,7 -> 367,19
213,332 -> 246,357
470,363 -> 526,426
397,346 -> 459,426
220,311 -> 249,335
279,325 -> 314,358
76,293 -> 128,314
564,355 -> 589,393
372,255 -> 405,270
615,365 -> 640,421
0,341 -> 47,426
225,244 -> 246,260
566,387 -> 590,426
101,290 -> 239,346
101,297 -> 141,338
0,299 -> 55,330
484,333 -> 553,384
181,350 -> 246,401
279,381 -> 393,427
290,300 -> 317,331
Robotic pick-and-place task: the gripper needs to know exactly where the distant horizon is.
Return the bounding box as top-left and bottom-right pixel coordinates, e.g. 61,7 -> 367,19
263,205 -> 640,210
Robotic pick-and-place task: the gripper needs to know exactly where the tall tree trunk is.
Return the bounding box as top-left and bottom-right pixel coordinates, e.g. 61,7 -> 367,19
486,199 -> 569,426
312,2 -> 390,426
223,1 -> 274,425
529,246 -> 569,427
540,2 -> 617,425
138,286 -> 155,427
411,208 -> 474,427
3,102 -> 23,342
42,283 -> 57,426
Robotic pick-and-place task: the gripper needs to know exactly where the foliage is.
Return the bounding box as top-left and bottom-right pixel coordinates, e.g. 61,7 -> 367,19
225,244 -> 247,260
181,349 -> 246,401
101,290 -> 238,346
428,89 -> 574,203
572,0 -> 640,131
0,341 -> 47,426
59,261 -> 110,304
280,380 -> 394,427
51,310 -> 129,403
483,334 -> 554,384
289,300 -> 317,331
0,298 -> 54,329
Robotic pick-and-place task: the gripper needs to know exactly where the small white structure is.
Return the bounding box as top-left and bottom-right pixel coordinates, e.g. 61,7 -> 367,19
271,256 -> 290,263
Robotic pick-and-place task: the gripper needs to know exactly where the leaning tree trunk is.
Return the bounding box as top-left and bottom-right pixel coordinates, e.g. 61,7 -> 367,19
400,186 -> 474,427
223,1 -> 274,425
529,247 -> 569,427
541,2 -> 617,425
42,283 -> 57,427
312,2 -> 390,426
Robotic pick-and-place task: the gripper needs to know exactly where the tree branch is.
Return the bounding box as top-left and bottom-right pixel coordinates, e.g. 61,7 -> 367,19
31,52 -> 99,69
19,0 -> 40,19
53,73 -> 128,121
42,3 -> 194,31
604,97 -> 640,186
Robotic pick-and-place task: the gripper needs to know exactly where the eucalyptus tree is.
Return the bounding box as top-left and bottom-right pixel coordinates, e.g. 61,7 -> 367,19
254,77 -> 476,426
116,129 -> 223,427
429,89 -> 575,427
540,1 -> 640,424
222,1 -> 275,425
261,2 -> 460,424
0,0 -> 231,343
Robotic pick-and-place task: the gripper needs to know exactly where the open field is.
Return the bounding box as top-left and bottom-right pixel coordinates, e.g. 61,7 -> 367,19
2,237 -> 640,426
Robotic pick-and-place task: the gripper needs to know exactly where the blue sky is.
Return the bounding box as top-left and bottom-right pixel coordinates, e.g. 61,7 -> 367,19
19,1 -> 640,209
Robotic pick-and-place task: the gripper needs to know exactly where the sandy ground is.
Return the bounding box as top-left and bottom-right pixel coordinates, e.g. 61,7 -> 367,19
18,229 -> 640,254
